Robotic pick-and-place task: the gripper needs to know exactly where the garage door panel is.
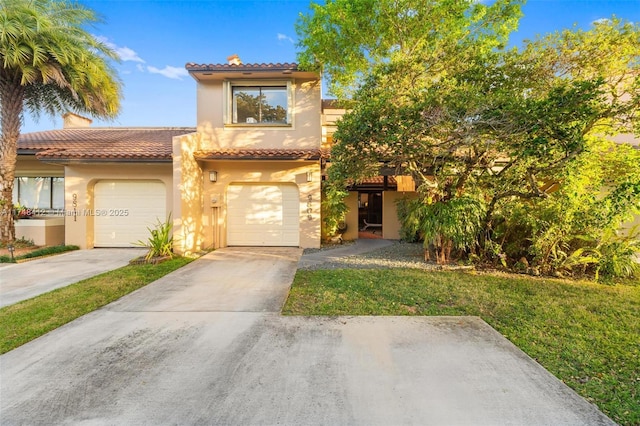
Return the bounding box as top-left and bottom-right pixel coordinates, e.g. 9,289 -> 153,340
94,181 -> 166,247
227,183 -> 299,246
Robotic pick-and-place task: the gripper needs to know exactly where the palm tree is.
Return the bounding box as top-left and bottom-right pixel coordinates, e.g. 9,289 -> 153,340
0,0 -> 121,243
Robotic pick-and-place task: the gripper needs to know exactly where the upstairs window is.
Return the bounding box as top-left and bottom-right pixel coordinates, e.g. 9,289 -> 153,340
225,81 -> 293,126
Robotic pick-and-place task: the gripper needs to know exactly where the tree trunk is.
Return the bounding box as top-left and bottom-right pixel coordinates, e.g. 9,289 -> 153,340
0,74 -> 25,244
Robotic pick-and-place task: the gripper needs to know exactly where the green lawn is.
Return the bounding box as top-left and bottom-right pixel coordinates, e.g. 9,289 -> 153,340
283,269 -> 640,426
0,257 -> 192,354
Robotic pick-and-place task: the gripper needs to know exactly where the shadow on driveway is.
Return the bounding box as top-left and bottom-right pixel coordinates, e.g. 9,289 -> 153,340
0,248 -> 145,308
0,247 -> 614,425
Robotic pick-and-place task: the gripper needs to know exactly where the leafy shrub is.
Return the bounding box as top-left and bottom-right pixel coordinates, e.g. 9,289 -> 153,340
397,196 -> 485,263
321,181 -> 349,241
487,138 -> 640,279
21,245 -> 79,259
395,196 -> 421,243
595,227 -> 640,281
135,216 -> 173,261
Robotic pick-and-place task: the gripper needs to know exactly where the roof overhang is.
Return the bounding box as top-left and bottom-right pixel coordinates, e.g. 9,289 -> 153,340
186,62 -> 318,82
194,148 -> 326,161
34,157 -> 172,165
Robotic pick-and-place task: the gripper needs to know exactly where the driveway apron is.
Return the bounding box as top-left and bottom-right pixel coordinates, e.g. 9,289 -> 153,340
0,248 -> 146,308
0,247 -> 614,425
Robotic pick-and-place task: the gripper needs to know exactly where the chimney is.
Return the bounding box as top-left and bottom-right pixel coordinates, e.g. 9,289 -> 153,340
63,112 -> 92,129
227,54 -> 242,66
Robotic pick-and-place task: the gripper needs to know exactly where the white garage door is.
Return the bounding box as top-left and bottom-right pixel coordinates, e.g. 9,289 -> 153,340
94,180 -> 166,247
227,183 -> 299,246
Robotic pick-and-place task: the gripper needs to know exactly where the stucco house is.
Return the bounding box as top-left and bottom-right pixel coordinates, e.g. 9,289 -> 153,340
15,121 -> 193,250
15,57 -> 414,254
15,57 -> 637,253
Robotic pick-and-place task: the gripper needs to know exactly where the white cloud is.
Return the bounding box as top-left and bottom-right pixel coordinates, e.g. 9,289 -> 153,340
94,35 -> 189,81
592,18 -> 611,25
116,46 -> 145,63
277,33 -> 294,43
147,65 -> 189,80
94,35 -> 145,63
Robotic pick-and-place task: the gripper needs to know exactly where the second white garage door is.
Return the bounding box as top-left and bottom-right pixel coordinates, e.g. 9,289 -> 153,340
227,183 -> 299,246
94,180 -> 166,247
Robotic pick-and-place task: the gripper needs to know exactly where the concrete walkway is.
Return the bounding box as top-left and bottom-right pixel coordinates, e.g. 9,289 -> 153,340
0,246 -> 614,425
0,248 -> 145,308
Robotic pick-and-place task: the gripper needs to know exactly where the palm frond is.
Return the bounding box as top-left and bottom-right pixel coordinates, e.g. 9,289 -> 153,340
0,0 -> 122,119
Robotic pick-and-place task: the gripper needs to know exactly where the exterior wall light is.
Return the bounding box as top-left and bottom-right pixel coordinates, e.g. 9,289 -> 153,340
306,171 -> 313,182
209,171 -> 218,183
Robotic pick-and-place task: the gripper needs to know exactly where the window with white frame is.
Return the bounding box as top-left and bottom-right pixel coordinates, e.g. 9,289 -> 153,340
12,177 -> 64,210
225,81 -> 293,126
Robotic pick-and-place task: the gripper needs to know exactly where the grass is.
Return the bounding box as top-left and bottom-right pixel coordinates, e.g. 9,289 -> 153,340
0,256 -> 192,354
283,269 -> 640,426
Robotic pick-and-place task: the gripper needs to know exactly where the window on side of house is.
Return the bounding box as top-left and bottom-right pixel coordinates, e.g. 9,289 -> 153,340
12,177 -> 64,211
225,81 -> 292,126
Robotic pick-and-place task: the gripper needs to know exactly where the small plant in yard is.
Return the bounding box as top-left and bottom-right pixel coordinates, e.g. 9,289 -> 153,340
594,227 -> 640,281
135,215 -> 173,262
12,203 -> 34,219
0,236 -> 35,249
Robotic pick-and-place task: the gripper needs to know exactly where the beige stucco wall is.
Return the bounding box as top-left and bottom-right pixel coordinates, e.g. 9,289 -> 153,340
199,160 -> 321,250
172,132 -> 205,255
15,156 -> 64,177
384,191 -> 419,241
15,217 -> 64,246
622,212 -> 640,238
195,77 -> 322,151
610,133 -> 640,147
382,191 -> 404,240
342,191 -> 359,241
64,163 -> 173,249
174,74 -> 323,253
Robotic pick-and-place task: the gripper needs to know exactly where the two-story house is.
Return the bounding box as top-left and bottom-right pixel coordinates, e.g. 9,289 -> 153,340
17,56 -> 634,254
173,58 -> 323,253
14,58 -> 325,254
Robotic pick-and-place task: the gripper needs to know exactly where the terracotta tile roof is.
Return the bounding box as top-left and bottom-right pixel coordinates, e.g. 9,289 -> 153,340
18,128 -> 195,161
194,148 -> 327,161
358,176 -> 398,185
185,62 -> 298,72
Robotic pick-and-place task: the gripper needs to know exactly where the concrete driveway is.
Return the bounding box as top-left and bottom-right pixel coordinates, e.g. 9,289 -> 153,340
0,248 -> 145,308
0,247 -> 614,425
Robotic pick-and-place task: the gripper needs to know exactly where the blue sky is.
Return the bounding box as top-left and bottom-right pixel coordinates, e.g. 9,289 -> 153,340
21,0 -> 640,133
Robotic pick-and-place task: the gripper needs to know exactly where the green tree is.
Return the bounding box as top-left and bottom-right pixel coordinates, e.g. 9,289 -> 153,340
299,1 -> 640,269
490,138 -> 640,279
485,19 -> 640,276
298,0 -> 524,246
0,0 -> 121,243
297,0 -> 523,99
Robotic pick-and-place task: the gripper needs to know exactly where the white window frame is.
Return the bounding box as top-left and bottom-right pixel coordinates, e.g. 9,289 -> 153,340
223,80 -> 294,128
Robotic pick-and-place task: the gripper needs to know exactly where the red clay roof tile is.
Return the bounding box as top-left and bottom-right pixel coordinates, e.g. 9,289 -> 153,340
358,176 -> 398,185
18,128 -> 195,161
